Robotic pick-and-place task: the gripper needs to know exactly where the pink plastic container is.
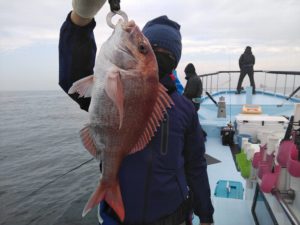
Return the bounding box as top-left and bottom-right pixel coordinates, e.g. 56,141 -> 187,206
260,165 -> 280,193
252,145 -> 267,168
257,161 -> 272,179
277,140 -> 295,167
287,144 -> 300,177
252,152 -> 262,168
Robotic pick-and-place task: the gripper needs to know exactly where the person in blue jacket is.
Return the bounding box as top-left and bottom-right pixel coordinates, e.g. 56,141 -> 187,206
59,1 -> 214,224
172,69 -> 184,95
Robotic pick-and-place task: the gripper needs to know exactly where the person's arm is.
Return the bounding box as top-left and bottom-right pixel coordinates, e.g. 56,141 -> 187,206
59,0 -> 107,111
184,111 -> 214,224
58,12 -> 96,111
196,77 -> 203,98
183,80 -> 194,99
239,54 -> 243,69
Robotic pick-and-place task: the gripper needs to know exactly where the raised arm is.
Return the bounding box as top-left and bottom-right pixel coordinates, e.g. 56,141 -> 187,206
58,0 -> 107,111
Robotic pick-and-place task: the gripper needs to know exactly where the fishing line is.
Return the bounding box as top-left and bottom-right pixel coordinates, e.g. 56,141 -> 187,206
227,48 -> 232,125
19,158 -> 94,202
229,72 -> 232,124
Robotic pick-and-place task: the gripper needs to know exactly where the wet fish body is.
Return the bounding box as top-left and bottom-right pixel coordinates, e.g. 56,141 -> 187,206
68,19 -> 173,221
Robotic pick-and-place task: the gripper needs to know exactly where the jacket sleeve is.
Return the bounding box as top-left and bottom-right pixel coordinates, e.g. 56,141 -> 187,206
184,111 -> 214,223
59,12 -> 97,111
183,78 -> 195,99
196,77 -> 203,98
239,54 -> 244,69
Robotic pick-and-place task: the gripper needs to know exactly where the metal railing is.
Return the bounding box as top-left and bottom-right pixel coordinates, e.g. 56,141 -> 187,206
199,70 -> 300,98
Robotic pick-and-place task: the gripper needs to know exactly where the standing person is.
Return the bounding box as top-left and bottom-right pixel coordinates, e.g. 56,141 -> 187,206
236,46 -> 256,94
59,1 -> 214,224
183,63 -> 203,111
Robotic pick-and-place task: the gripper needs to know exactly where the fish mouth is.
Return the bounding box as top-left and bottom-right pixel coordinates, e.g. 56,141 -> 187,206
117,20 -> 139,64
124,20 -> 136,33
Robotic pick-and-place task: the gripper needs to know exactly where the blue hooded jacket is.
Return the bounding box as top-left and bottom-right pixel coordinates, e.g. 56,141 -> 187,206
59,13 -> 214,224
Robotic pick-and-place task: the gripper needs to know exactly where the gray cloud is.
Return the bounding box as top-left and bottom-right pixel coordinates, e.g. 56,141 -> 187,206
0,0 -> 299,90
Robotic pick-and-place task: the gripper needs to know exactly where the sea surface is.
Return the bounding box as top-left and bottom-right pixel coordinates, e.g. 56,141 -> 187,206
0,90 -> 100,225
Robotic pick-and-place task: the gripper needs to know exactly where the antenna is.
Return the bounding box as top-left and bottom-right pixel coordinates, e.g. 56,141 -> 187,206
229,73 -> 232,125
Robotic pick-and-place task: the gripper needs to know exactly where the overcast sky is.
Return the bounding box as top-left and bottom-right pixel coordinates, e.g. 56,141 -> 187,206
0,0 -> 299,91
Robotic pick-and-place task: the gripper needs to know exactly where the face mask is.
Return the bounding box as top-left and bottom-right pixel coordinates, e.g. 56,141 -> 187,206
154,51 -> 176,79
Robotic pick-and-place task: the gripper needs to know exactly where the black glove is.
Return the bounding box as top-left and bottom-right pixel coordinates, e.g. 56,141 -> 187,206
108,0 -> 120,11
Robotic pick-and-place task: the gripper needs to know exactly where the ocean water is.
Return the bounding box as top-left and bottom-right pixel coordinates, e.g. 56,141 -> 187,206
0,91 -> 100,225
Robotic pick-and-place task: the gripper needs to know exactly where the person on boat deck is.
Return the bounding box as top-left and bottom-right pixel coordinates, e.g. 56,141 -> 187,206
236,46 -> 256,94
183,63 -> 203,111
58,0 -> 214,224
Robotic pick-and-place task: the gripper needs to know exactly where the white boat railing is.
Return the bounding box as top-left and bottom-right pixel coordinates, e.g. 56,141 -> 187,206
199,70 -> 300,98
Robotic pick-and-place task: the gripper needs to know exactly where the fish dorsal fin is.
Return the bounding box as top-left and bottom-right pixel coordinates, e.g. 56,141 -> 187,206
80,125 -> 102,160
68,75 -> 94,98
105,70 -> 124,129
129,84 -> 174,154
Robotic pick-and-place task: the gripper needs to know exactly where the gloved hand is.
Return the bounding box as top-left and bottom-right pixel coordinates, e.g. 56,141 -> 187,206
108,0 -> 120,12
72,0 -> 107,19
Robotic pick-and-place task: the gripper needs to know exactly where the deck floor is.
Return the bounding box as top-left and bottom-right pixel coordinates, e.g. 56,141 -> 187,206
192,137 -> 255,225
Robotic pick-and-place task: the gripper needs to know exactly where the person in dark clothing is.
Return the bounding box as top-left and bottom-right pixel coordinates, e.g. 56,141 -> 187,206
59,1 -> 214,224
236,46 -> 256,94
183,63 -> 203,111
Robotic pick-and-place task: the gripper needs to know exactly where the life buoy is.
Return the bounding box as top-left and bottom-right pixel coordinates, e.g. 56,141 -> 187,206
242,105 -> 262,114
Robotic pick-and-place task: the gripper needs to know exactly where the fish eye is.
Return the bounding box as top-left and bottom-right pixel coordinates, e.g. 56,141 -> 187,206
138,43 -> 148,54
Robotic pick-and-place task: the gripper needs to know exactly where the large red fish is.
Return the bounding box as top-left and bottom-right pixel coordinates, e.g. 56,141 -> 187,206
68,19 -> 174,221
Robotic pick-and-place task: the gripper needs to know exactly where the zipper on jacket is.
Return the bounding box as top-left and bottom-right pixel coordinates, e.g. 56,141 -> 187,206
160,112 -> 169,155
142,147 -> 153,222
142,113 -> 169,222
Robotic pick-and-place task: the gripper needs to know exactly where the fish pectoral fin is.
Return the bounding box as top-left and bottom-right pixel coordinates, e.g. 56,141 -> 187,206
68,75 -> 94,98
82,181 -> 125,222
80,125 -> 98,158
104,70 -> 124,129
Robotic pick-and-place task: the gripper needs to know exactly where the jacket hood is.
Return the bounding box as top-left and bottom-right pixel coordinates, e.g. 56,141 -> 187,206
245,46 -> 252,54
184,63 -> 197,79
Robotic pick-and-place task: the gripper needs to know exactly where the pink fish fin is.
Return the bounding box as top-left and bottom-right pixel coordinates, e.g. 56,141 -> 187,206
82,181 -> 105,218
104,182 -> 125,222
129,83 -> 174,154
158,84 -> 174,108
68,75 -> 94,98
104,70 -> 124,129
80,125 -> 98,158
82,181 -> 125,222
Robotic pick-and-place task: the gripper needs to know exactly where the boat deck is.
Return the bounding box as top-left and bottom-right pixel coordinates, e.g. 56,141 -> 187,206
195,90 -> 300,225
192,137 -> 255,225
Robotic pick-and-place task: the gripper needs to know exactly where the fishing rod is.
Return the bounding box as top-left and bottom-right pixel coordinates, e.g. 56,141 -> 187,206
18,158 -> 94,202
205,91 -> 218,107
277,86 -> 300,107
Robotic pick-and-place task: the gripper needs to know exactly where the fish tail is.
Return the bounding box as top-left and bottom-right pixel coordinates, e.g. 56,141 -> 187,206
82,181 -> 125,222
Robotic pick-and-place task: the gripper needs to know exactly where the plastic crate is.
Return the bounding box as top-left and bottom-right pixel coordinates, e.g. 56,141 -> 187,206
214,180 -> 244,200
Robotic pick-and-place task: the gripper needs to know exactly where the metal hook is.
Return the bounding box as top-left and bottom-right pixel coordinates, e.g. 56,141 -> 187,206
106,10 -> 128,29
